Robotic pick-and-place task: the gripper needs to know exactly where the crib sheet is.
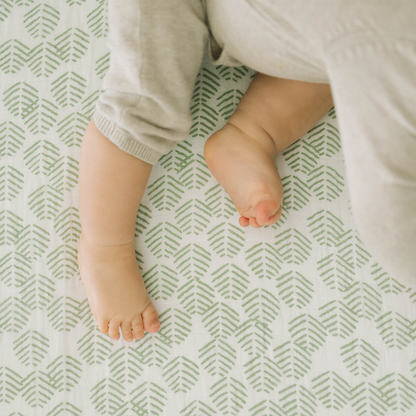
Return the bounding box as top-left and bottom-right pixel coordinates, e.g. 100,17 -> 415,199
1,2 -> 416,416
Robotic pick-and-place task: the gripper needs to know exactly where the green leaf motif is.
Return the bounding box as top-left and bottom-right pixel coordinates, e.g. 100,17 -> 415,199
0,210 -> 24,246
308,122 -> 341,158
54,207 -> 80,244
311,371 -> 350,410
248,399 -> 285,416
288,313 -> 327,354
23,4 -> 60,39
0,296 -> 31,333
337,230 -> 373,269
47,156 -> 80,194
0,39 -> 30,74
350,381 -> 389,416
46,296 -> 81,332
18,273 -> 56,310
77,327 -> 113,366
277,383 -> 317,416
163,356 -> 200,393
0,121 -> 26,158
282,137 -> 320,175
0,251 -> 31,287
15,224 -> 50,261
0,366 -> 23,404
147,174 -> 185,211
245,242 -> 282,280
210,376 -> 248,415
53,27 -> 91,64
212,263 -> 251,300
340,338 -> 380,377
235,319 -> 273,356
50,71 -> 87,108
55,109 -> 91,147
0,165 -> 24,202
107,347 -> 146,386
279,174 -> 312,212
142,264 -> 179,301
243,353 -> 282,393
202,302 -> 240,339
375,311 -> 413,350
145,221 -> 182,259
189,66 -> 220,139
46,244 -> 78,280
90,377 -> 127,415
177,276 -> 215,315
274,228 -> 312,265
46,355 -> 82,392
180,400 -> 217,416
199,338 -> 237,377
26,41 -> 62,77
14,329 -> 49,367
128,382 -> 168,415
276,270 -> 314,309
28,185 -> 64,220
135,203 -> 152,236
20,369 -> 56,408
136,330 -> 173,369
318,300 -> 358,339
175,198 -> 212,235
307,165 -> 345,202
172,140 -> 194,176
307,210 -> 345,247
377,373 -> 416,413
157,307 -> 192,345
371,262 -> 406,295
86,2 -> 109,39
317,252 -> 355,292
241,288 -> 280,325
207,222 -> 245,258
205,183 -> 236,219
173,243 -> 211,280
343,281 -> 382,319
44,402 -> 83,415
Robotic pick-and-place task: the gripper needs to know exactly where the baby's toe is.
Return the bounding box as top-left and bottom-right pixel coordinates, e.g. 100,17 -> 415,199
108,319 -> 122,341
142,302 -> 160,333
254,199 -> 281,226
97,317 -> 109,335
131,314 -> 144,340
249,217 -> 262,228
121,320 -> 133,342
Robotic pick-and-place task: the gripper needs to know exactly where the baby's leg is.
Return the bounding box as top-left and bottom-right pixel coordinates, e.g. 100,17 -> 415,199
78,120 -> 161,342
324,39 -> 416,284
204,73 -> 334,228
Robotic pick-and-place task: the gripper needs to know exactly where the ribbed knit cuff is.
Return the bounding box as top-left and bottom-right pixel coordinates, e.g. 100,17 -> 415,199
92,109 -> 164,165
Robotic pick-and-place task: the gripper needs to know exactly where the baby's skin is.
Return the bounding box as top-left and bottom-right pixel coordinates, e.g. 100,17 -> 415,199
77,73 -> 333,342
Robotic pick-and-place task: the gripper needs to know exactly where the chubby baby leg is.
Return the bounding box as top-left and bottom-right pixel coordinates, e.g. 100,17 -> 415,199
204,73 -> 334,228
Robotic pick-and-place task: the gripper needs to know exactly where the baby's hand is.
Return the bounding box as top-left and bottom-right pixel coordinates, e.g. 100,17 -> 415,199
77,233 -> 160,341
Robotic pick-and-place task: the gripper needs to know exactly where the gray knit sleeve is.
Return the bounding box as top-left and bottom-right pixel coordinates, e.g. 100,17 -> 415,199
92,0 -> 209,165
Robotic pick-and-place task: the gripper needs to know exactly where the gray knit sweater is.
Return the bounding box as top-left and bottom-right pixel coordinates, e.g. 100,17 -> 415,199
92,0 -> 242,165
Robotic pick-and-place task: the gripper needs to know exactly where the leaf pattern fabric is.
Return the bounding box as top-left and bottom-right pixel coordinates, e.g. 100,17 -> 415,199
1,2 -> 416,415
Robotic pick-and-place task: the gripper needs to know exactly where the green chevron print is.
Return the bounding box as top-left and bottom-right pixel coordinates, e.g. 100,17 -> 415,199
1,2 -> 416,416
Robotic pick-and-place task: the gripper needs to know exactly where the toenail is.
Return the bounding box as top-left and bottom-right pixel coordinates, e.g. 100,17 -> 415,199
151,321 -> 160,328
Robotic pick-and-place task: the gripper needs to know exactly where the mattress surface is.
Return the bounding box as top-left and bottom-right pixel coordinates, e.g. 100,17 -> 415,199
1,2 -> 416,415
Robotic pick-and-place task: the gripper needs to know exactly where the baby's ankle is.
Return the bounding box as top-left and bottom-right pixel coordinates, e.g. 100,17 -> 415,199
227,109 -> 277,157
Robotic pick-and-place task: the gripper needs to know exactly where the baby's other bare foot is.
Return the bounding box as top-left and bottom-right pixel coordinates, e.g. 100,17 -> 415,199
204,119 -> 283,228
77,233 -> 160,342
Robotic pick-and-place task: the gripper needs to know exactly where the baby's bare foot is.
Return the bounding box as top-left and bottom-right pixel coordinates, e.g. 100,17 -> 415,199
204,120 -> 283,228
77,233 -> 160,341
